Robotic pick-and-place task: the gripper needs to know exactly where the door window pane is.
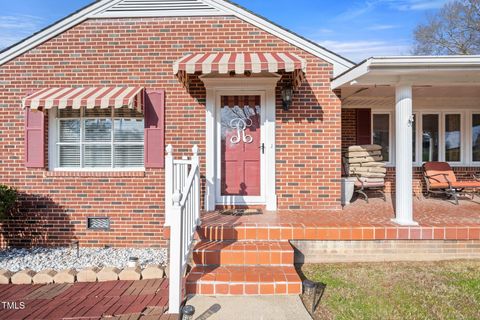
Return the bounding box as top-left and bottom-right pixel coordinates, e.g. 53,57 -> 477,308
445,114 -> 461,162
372,114 -> 389,162
473,114 -> 480,162
220,96 -> 261,196
422,114 -> 439,162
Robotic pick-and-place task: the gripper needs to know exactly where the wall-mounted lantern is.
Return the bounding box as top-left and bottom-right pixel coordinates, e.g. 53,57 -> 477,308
281,86 -> 294,111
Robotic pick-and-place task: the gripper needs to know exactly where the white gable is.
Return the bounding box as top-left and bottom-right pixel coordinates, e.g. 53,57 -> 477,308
95,0 -> 224,17
0,0 -> 354,76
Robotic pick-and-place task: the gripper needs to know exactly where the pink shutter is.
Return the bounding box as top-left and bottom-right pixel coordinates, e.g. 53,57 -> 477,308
24,108 -> 45,168
144,89 -> 165,168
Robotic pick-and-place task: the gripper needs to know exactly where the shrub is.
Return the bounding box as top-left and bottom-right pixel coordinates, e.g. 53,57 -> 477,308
0,185 -> 17,220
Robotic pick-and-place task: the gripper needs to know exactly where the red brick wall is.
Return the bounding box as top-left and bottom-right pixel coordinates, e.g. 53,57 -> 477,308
0,17 -> 341,248
342,108 -> 480,195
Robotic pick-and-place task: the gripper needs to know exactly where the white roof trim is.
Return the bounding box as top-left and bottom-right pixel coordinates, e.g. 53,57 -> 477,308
331,55 -> 480,89
202,0 -> 354,76
0,0 -> 124,67
0,0 -> 354,77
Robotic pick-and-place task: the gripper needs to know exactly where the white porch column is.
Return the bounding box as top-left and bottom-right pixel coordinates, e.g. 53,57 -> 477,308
392,84 -> 418,226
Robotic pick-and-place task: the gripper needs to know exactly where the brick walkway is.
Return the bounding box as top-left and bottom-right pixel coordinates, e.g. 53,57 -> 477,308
0,279 -> 177,320
201,198 -> 480,241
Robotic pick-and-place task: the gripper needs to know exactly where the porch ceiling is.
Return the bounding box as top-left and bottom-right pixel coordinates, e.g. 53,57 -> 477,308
340,85 -> 480,109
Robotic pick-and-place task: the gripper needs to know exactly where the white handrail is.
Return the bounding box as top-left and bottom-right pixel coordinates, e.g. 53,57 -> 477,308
167,145 -> 201,314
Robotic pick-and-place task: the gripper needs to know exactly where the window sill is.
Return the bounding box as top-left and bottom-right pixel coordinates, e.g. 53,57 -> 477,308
43,170 -> 146,178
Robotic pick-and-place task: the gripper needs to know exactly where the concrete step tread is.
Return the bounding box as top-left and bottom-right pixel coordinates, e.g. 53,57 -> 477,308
187,266 -> 301,284
186,266 -> 302,295
193,240 -> 294,252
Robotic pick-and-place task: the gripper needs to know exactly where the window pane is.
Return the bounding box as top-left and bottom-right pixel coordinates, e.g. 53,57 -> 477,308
84,119 -> 112,142
372,114 -> 389,162
473,114 -> 480,162
114,145 -> 144,167
59,120 -> 80,143
59,145 -> 80,167
84,145 -> 112,167
445,114 -> 461,162
114,119 -> 144,142
422,114 -> 439,162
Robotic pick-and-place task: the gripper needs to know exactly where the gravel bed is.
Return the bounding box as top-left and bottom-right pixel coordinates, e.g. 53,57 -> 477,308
0,247 -> 167,272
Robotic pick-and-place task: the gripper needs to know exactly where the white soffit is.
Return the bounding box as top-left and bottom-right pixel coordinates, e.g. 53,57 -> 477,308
331,56 -> 480,89
0,0 -> 354,76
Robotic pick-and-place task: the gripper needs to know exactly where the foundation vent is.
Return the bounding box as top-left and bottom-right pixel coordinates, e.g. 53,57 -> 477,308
87,217 -> 110,230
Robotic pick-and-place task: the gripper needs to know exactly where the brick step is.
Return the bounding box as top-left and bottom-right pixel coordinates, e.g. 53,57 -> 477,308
186,266 -> 302,295
192,241 -> 294,266
197,225 -> 293,241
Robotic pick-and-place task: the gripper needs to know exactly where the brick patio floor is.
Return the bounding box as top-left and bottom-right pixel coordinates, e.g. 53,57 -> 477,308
200,197 -> 480,241
0,279 -> 177,320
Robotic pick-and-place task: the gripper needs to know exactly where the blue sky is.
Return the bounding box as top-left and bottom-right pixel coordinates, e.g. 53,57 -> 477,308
0,0 -> 451,62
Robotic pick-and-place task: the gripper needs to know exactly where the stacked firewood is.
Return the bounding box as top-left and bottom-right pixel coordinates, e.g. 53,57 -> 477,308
346,144 -> 387,183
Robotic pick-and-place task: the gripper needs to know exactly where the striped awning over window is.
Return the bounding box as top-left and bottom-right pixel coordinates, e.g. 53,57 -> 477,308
173,52 -> 307,88
22,86 -> 144,111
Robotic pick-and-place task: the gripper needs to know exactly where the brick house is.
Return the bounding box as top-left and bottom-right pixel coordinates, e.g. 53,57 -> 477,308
0,0 -> 354,248
0,0 -> 479,302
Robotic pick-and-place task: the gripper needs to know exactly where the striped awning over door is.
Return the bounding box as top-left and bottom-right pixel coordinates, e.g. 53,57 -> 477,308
22,86 -> 144,111
173,52 -> 307,88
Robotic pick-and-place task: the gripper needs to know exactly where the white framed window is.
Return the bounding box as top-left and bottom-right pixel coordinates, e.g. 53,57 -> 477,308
365,109 -> 470,167
420,113 -> 440,163
469,112 -> 480,165
414,111 -> 464,166
371,111 -> 393,164
412,112 -> 418,163
49,107 -> 144,171
444,112 -> 463,163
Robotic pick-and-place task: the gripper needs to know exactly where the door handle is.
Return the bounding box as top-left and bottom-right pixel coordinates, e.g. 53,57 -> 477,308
259,143 -> 265,154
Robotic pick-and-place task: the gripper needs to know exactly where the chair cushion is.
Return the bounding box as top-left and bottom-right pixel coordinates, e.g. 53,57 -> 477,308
451,181 -> 480,188
423,162 -> 457,185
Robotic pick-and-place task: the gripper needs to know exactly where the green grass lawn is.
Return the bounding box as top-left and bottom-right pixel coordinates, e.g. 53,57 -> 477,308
300,260 -> 480,320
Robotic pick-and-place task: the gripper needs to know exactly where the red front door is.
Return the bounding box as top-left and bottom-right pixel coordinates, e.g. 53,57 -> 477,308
221,96 -> 262,196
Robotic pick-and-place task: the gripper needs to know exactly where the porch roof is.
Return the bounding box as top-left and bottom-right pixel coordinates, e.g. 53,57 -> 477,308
331,55 -> 480,89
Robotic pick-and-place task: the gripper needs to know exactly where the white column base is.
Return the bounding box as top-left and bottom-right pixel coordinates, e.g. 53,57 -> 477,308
391,218 -> 419,226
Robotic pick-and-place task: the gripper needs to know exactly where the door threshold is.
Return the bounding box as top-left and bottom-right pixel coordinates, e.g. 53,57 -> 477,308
215,204 -> 266,210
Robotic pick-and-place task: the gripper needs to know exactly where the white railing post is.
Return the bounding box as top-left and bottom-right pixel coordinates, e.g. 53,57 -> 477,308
168,189 -> 183,314
164,145 -> 174,226
192,145 -> 200,226
167,145 -> 202,314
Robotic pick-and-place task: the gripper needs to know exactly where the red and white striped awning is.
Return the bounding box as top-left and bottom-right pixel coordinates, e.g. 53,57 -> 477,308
173,52 -> 307,75
22,86 -> 144,111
